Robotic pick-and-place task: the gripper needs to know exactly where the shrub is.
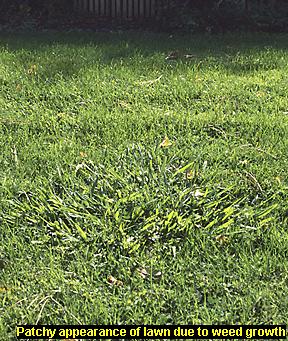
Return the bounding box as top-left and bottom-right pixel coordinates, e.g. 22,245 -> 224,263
0,0 -> 72,25
161,0 -> 288,32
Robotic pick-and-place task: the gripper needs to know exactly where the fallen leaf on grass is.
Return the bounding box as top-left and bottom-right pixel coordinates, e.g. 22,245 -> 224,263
239,159 -> 249,165
75,163 -> 86,173
107,275 -> 123,286
0,287 -> 11,293
27,64 -> 37,75
137,268 -> 148,279
184,54 -> 196,59
159,136 -> 173,148
154,271 -> 162,278
256,91 -> 266,97
172,245 -> 177,258
165,51 -> 196,60
57,112 -> 67,118
193,189 -> 205,198
118,100 -> 131,109
216,235 -> 229,245
165,50 -> 180,60
186,169 -> 195,180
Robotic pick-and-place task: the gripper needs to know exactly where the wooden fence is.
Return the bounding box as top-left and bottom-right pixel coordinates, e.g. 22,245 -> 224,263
73,0 -> 169,18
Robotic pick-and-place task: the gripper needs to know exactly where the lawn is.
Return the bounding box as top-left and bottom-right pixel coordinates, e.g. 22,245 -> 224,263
0,31 -> 288,339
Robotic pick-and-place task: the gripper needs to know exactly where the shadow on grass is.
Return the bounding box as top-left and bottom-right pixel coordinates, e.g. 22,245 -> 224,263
0,31 -> 287,79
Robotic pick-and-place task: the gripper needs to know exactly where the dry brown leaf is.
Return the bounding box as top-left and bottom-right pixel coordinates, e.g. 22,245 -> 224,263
216,235 -> 229,245
0,287 -> 11,293
165,50 -> 180,60
137,268 -> 148,279
186,169 -> 195,180
107,275 -> 123,286
27,64 -> 37,75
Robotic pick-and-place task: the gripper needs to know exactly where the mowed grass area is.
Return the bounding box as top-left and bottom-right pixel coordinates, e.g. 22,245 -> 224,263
0,31 -> 288,338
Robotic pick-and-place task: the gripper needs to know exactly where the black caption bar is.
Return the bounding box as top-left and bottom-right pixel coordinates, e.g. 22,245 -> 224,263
16,325 -> 287,339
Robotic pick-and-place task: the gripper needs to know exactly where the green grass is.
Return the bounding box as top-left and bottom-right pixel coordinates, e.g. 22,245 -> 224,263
0,31 -> 288,339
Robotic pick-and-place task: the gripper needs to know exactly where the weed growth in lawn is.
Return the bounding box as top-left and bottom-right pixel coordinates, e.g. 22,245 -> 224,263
0,32 -> 288,339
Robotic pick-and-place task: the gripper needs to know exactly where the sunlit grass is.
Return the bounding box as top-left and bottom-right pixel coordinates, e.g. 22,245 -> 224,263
0,31 -> 288,339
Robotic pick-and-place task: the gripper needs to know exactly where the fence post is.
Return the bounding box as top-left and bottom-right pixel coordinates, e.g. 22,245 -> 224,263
244,0 -> 248,13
